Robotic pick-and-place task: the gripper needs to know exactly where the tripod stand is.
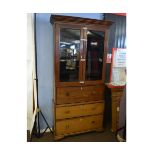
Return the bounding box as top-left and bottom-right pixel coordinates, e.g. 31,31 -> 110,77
32,81 -> 53,139
30,13 -> 53,140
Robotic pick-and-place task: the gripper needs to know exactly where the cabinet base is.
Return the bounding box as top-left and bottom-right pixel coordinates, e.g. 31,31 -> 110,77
95,127 -> 104,132
111,128 -> 117,132
54,128 -> 104,141
54,135 -> 65,141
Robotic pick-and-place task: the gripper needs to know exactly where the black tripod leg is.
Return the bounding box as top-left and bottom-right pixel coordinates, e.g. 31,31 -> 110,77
40,110 -> 53,134
37,111 -> 41,137
40,127 -> 48,137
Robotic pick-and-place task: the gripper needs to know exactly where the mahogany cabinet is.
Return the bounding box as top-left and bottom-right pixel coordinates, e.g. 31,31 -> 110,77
50,15 -> 113,140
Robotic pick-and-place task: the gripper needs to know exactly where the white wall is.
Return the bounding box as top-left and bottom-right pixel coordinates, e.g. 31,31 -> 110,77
27,13 -> 37,133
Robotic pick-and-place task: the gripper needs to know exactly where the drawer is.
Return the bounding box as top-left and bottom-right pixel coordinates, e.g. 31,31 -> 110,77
111,105 -> 120,132
112,100 -> 121,107
112,88 -> 124,93
56,85 -> 104,104
56,102 -> 104,120
56,115 -> 103,135
112,92 -> 123,97
112,96 -> 121,103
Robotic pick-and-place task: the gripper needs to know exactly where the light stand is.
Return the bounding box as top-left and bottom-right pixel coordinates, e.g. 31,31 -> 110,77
31,13 -> 53,140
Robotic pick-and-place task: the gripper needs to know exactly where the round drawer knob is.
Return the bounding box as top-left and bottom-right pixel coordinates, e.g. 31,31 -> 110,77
65,110 -> 70,114
66,92 -> 70,96
91,107 -> 96,110
91,121 -> 95,124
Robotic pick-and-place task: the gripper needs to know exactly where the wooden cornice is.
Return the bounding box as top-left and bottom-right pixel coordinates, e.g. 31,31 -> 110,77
50,15 -> 113,27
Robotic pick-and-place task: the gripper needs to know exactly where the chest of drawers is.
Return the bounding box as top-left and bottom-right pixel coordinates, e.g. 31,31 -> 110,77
54,86 -> 105,140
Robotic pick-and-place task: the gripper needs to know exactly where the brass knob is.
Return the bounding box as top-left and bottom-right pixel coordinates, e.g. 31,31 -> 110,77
65,110 -> 70,114
91,107 -> 96,110
91,121 -> 95,124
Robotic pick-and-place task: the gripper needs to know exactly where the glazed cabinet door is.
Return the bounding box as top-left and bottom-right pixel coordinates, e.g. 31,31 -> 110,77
55,24 -> 83,86
55,24 -> 108,86
82,26 -> 107,85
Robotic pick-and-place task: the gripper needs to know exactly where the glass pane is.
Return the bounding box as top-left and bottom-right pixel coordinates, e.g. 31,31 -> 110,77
59,28 -> 80,82
85,30 -> 105,80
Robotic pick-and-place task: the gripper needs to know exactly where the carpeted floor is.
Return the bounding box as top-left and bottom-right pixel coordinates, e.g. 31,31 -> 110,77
29,127 -> 118,142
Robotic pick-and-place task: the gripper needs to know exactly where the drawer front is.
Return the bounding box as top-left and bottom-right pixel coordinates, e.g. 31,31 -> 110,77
56,102 -> 104,120
56,86 -> 104,104
56,115 -> 103,135
112,91 -> 123,97
112,96 -> 121,103
111,105 -> 120,132
111,93 -> 121,132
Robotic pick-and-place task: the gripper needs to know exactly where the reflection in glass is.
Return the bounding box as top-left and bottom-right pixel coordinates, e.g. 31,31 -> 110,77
85,30 -> 105,80
59,28 -> 80,82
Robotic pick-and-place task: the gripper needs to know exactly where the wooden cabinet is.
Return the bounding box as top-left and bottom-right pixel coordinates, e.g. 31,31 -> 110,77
111,88 -> 124,132
50,15 -> 113,140
106,84 -> 124,132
